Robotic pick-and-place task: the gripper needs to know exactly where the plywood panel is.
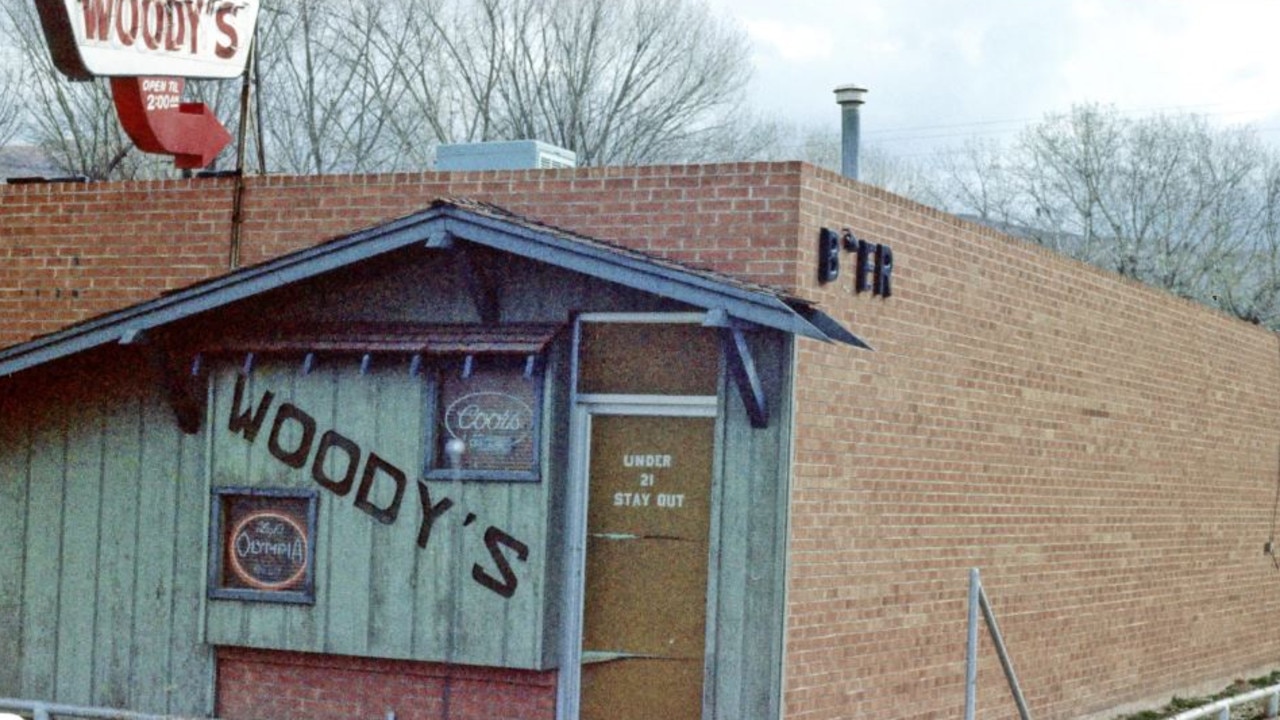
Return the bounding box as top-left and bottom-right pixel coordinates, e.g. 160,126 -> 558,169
583,538 -> 707,657
323,364 -> 376,656
586,415 -> 714,541
578,323 -> 719,396
580,657 -> 704,720
581,414 -> 715,719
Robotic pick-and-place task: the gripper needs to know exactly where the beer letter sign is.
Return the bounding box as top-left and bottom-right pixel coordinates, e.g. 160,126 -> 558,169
34,0 -> 260,80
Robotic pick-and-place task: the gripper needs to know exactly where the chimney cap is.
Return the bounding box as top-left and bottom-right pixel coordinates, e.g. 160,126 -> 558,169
834,84 -> 868,106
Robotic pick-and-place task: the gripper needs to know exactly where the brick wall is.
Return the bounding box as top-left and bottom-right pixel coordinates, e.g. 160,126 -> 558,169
216,647 -> 556,720
0,164 -> 804,348
784,165 -> 1280,719
6,163 -> 1280,720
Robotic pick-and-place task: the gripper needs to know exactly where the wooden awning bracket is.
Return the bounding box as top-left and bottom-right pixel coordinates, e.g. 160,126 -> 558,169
720,325 -> 769,429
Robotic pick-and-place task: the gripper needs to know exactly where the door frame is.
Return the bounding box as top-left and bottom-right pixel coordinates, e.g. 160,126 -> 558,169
556,313 -> 722,720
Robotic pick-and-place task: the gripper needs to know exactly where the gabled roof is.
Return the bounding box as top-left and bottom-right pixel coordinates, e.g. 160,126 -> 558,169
0,198 -> 867,379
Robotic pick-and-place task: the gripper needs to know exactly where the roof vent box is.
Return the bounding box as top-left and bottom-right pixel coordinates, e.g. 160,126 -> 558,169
435,140 -> 577,171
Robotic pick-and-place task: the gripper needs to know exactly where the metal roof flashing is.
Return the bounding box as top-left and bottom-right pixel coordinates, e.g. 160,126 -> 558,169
0,199 -> 868,380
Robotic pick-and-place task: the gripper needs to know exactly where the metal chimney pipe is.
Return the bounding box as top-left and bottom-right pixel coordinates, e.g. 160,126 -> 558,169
834,84 -> 867,180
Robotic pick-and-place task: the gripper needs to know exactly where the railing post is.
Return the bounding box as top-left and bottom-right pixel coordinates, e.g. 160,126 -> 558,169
1269,689 -> 1279,718
978,582 -> 1033,720
34,704 -> 51,720
965,568 -> 980,720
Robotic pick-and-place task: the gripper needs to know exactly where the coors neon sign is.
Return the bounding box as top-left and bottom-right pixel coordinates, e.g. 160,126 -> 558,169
35,0 -> 259,80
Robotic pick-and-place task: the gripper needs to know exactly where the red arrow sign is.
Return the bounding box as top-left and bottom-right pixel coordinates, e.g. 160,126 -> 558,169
110,76 -> 233,170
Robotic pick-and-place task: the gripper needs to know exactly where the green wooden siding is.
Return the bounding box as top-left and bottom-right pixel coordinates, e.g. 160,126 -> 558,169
707,331 -> 794,720
203,360 -> 555,669
0,385 -> 31,697
0,363 -> 215,715
0,248 -> 796,714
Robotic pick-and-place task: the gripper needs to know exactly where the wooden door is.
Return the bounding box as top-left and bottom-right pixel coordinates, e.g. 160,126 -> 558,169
579,414 -> 715,720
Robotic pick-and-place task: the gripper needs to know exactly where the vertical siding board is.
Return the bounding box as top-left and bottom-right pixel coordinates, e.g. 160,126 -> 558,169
712,332 -> 792,720
205,366 -> 252,642
411,488 -> 457,659
741,335 -> 792,719
500,482 -> 545,666
366,368 -> 422,658
538,345 -> 572,669
452,481 -> 496,663
323,363 -> 376,656
413,373 -> 457,659
203,368 -> 232,640
737,420 -> 783,712
242,364 -> 298,649
202,360 -> 545,668
712,390 -> 751,719
767,339 -> 794,720
284,365 -> 335,651
131,393 -> 183,713
168,396 -> 215,716
54,391 -> 105,703
20,400 -> 64,701
450,481 -> 544,668
93,384 -> 143,708
0,395 -> 31,695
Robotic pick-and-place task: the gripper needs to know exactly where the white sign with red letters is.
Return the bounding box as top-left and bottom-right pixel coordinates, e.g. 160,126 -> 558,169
35,0 -> 259,80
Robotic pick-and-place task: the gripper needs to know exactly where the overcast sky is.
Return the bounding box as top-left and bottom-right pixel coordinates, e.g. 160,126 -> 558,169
708,0 -> 1280,158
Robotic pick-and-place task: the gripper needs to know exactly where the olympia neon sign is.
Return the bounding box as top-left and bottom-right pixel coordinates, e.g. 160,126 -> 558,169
35,0 -> 260,80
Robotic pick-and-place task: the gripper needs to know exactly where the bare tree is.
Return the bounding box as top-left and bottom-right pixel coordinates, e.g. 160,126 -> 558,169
1,0 -> 127,178
3,0 -> 759,174
921,139 -> 1021,227
750,120 -> 937,199
370,0 -> 757,167
0,64 -> 23,148
528,0 -> 753,166
253,0 -> 410,174
0,0 -> 210,178
930,104 -> 1280,328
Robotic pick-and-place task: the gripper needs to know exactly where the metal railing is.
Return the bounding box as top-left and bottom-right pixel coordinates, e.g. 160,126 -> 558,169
964,568 -> 1033,720
0,701 -> 399,720
960,569 -> 1280,720
1166,684 -> 1280,720
0,699 -> 215,720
